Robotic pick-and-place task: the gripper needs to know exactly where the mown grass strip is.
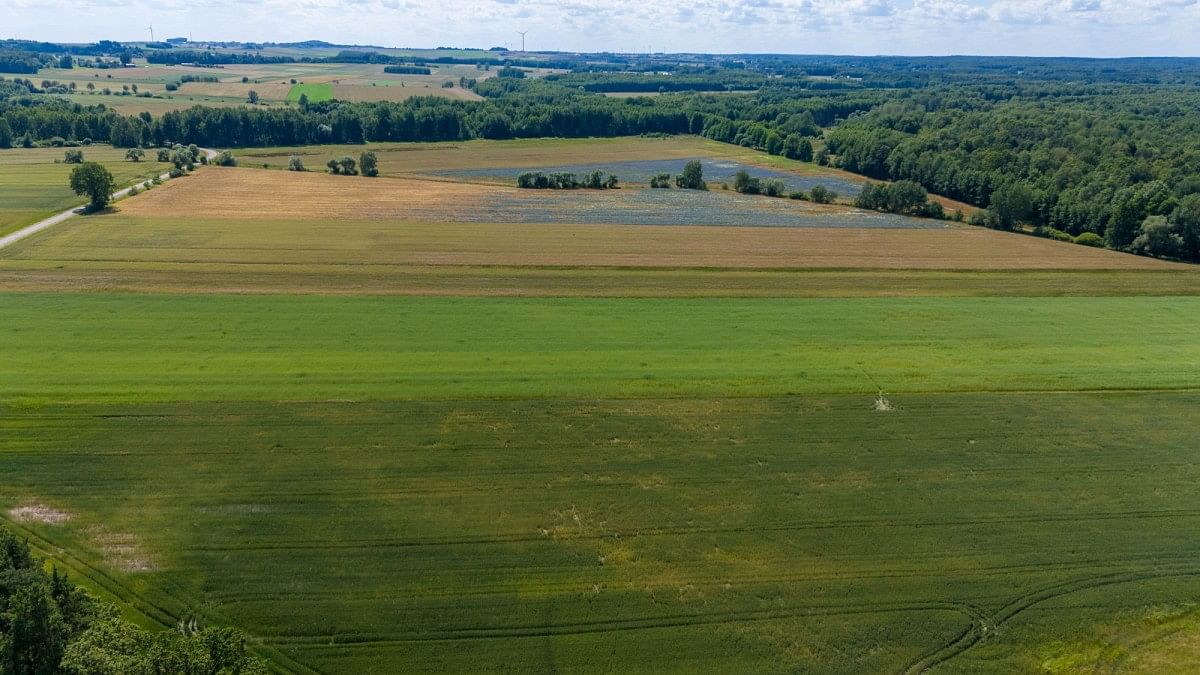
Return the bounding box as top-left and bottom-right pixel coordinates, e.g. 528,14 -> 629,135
2,293 -> 1198,404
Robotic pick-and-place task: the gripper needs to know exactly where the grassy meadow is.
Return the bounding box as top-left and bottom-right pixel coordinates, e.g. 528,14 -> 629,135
2,141 -> 1200,672
0,146 -> 169,236
286,82 -> 333,102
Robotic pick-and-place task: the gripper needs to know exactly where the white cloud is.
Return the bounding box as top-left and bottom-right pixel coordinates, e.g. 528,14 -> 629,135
1,0 -> 1199,55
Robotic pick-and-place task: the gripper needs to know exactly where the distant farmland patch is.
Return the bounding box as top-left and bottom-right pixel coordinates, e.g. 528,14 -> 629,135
0,146 -> 170,237
110,167 -> 924,228
331,83 -> 482,102
287,82 -> 334,102
177,81 -> 291,100
0,165 -> 1180,297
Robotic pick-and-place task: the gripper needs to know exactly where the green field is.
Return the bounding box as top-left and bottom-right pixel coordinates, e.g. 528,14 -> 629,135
2,291 -> 1200,672
287,82 -> 335,102
3,139 -> 1200,672
0,146 -> 169,236
2,294 -> 1198,404
6,388 -> 1200,671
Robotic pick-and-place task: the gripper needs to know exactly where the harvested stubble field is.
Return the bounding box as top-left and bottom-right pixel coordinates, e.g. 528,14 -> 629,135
1,263 -> 1197,297
0,166 -> 1177,295
111,167 -> 930,228
0,146 -> 170,237
330,82 -> 483,102
237,136 -> 847,177
178,81 -> 293,100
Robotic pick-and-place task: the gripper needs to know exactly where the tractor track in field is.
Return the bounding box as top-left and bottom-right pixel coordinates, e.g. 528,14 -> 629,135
0,148 -> 217,251
901,566 -> 1200,674
184,506 -> 1200,552
0,510 -> 322,675
261,599 -> 986,646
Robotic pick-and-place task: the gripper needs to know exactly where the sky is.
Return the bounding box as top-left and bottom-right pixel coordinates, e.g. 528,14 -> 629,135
4,0 -> 1199,57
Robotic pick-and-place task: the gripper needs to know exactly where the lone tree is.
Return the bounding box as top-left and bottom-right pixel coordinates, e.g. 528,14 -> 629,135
287,155 -> 306,171
125,148 -> 145,162
247,90 -> 259,104
359,151 -> 378,177
69,162 -> 116,211
63,149 -> 85,164
675,160 -> 707,190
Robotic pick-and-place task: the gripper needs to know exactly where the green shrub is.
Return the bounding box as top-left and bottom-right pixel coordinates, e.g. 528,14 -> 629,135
1041,227 -> 1074,242
1074,232 -> 1106,248
809,185 -> 836,204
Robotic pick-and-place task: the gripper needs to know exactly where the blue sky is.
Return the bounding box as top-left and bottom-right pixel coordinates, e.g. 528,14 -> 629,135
4,0 -> 1199,56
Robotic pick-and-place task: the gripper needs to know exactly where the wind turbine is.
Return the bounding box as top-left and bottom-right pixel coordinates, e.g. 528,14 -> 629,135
148,24 -> 155,42
517,31 -> 527,53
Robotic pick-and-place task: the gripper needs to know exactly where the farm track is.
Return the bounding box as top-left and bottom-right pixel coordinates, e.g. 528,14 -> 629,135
260,600 -> 983,645
0,148 -> 217,251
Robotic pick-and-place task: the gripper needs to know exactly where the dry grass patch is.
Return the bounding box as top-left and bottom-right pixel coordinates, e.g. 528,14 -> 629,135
178,82 -> 291,100
117,167 -> 495,220
89,527 -> 157,573
331,83 -> 482,102
8,502 -> 72,525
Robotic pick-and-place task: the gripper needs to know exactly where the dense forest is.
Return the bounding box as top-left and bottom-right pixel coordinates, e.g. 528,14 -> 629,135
2,50 -> 1200,261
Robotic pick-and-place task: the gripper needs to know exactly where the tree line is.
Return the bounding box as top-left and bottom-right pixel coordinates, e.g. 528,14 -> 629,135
0,524 -> 268,674
824,89 -> 1200,259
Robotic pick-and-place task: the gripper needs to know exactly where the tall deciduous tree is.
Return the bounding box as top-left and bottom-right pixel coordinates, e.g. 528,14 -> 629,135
988,183 -> 1033,230
69,163 -> 116,211
359,151 -> 378,177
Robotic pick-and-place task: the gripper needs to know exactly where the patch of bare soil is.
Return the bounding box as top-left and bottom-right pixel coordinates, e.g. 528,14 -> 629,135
8,502 -> 72,525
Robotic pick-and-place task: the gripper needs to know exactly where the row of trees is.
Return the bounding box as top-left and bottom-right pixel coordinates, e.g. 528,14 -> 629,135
517,170 -> 619,189
0,525 -> 269,674
648,161 -> 708,190
855,181 -> 947,219
324,151 -> 377,176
